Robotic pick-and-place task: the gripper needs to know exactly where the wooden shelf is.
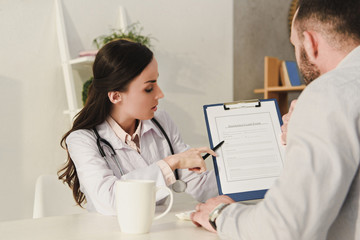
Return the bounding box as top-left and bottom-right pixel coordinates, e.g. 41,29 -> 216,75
254,56 -> 306,115
254,85 -> 305,94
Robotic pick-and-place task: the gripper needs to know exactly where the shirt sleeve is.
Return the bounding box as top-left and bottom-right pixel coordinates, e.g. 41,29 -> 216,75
181,169 -> 219,202
156,160 -> 176,185
216,81 -> 359,239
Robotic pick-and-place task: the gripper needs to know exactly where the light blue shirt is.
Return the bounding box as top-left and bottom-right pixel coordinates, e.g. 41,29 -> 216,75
218,46 -> 360,239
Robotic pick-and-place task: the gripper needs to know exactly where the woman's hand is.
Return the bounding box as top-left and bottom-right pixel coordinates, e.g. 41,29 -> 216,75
164,147 -> 216,173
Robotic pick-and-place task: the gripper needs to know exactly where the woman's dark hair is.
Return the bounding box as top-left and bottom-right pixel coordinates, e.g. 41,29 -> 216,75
58,39 -> 153,207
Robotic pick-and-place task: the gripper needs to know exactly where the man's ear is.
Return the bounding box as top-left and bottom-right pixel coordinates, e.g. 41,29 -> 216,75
303,30 -> 319,62
108,91 -> 122,104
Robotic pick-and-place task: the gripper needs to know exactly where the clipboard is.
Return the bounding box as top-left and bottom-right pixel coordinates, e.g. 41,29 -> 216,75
203,99 -> 285,202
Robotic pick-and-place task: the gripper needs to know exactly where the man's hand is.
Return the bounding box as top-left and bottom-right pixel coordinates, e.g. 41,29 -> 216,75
191,195 -> 235,233
281,99 -> 297,145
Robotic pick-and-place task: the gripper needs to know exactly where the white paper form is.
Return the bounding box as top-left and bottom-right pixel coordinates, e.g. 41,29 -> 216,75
204,100 -> 285,197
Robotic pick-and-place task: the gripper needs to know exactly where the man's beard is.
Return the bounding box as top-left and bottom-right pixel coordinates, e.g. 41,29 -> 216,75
299,47 -> 321,85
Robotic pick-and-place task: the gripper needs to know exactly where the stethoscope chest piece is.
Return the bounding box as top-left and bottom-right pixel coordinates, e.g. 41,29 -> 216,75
172,180 -> 187,193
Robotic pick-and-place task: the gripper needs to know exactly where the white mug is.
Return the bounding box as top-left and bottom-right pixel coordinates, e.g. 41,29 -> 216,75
115,179 -> 173,234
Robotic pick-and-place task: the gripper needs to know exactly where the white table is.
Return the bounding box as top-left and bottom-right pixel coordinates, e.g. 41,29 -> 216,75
0,194 -> 220,240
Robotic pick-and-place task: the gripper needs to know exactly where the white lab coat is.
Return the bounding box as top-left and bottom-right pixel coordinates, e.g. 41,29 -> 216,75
66,109 -> 218,215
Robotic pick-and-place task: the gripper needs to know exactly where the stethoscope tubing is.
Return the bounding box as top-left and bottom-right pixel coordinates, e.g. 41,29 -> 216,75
93,127 -> 124,175
92,118 -> 186,192
150,118 -> 181,180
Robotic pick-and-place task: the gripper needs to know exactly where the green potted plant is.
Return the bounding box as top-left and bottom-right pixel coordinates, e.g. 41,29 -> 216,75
82,23 -> 153,105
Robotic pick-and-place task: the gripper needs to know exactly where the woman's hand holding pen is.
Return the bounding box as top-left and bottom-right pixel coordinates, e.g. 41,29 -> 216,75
164,147 -> 217,173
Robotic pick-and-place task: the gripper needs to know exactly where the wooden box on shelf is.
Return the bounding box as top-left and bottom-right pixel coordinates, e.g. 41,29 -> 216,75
254,56 -> 305,115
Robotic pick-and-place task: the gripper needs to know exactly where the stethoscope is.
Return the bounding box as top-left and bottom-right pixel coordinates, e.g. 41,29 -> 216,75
93,118 -> 187,193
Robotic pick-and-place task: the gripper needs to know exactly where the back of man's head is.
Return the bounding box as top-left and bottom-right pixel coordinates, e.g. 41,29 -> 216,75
295,0 -> 360,48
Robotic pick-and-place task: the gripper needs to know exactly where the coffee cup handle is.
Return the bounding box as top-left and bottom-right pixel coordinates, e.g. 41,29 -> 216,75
153,186 -> 174,221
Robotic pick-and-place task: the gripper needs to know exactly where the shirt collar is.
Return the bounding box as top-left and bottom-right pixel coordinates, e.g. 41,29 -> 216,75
337,45 -> 360,69
106,116 -> 142,143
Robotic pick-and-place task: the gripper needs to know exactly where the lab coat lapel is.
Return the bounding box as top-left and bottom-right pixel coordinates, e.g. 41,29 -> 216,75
96,121 -> 128,150
141,119 -> 163,138
140,119 -> 169,162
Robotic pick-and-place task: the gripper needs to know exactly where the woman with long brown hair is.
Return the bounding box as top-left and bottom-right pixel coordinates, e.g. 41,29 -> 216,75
59,39 -> 218,215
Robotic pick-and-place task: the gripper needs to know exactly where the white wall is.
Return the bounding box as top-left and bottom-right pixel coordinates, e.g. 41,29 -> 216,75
61,0 -> 234,146
0,0 -> 69,221
0,0 -> 233,220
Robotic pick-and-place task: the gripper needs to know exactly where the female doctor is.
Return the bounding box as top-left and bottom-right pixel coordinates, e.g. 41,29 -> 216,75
58,39 -> 218,215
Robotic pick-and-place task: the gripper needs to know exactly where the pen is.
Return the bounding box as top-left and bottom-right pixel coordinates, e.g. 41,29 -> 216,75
202,140 -> 225,160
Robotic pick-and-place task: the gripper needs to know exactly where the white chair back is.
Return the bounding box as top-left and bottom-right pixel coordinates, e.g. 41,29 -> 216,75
33,174 -> 87,218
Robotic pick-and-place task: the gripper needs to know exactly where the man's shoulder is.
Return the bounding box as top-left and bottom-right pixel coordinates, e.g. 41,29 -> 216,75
298,64 -> 360,119
306,60 -> 360,96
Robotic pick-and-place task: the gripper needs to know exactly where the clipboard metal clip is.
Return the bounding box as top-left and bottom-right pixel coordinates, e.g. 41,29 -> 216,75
223,99 -> 261,110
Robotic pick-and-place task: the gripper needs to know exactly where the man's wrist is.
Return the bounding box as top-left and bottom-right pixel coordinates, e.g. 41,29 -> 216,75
209,203 -> 230,231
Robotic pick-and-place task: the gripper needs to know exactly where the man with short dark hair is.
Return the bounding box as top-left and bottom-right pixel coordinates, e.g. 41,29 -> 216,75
191,0 -> 360,239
